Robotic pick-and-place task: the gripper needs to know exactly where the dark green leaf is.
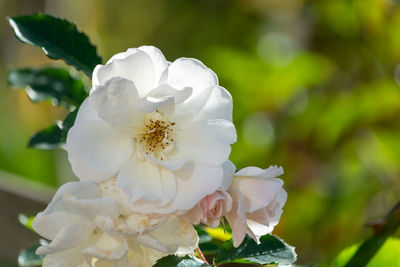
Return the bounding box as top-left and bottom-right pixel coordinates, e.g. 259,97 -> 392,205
61,108 -> 78,139
18,242 -> 46,267
195,226 -> 224,255
8,14 -> 102,76
27,108 -> 77,150
214,234 -> 296,265
28,124 -> 63,149
18,214 -> 35,231
9,67 -> 87,107
154,255 -> 213,267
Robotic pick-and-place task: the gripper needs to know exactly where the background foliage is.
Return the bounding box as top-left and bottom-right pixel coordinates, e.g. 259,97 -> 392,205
1,0 -> 400,265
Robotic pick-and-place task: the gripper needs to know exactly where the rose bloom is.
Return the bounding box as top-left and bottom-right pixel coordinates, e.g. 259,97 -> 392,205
66,46 -> 236,214
183,190 -> 232,228
225,165 -> 287,247
33,182 -> 198,267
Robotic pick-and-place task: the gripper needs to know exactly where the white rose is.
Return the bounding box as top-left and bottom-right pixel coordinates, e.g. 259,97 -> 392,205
66,46 -> 236,213
33,182 -> 198,267
225,165 -> 287,247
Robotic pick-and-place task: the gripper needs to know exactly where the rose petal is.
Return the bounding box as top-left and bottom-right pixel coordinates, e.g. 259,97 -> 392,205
90,77 -> 142,133
116,157 -> 177,205
167,58 -> 218,93
231,177 -> 284,213
178,119 -> 236,166
172,164 -> 224,211
225,190 -> 247,248
93,49 -> 156,96
66,120 -> 133,182
36,221 -> 95,255
82,232 -> 129,261
74,97 -> 99,125
138,46 -> 168,85
148,216 -> 198,255
178,85 -> 233,121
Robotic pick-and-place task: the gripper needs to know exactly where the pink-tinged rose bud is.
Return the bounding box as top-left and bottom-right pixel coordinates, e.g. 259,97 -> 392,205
183,191 -> 232,228
225,166 -> 287,247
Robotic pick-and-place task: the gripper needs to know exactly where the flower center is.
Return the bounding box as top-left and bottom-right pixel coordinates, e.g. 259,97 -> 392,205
135,112 -> 175,160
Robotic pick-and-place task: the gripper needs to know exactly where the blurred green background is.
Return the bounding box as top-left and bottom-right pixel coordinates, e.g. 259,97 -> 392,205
1,0 -> 400,265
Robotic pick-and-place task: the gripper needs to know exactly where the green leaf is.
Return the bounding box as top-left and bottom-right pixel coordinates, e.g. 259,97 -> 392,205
18,241 -> 46,267
154,255 -> 213,267
9,67 -> 87,107
333,238 -> 400,267
28,124 -> 63,149
195,226 -> 225,255
342,201 -> 400,267
213,234 -> 296,265
61,108 -> 78,139
18,214 -> 35,231
28,108 -> 78,150
8,14 -> 102,77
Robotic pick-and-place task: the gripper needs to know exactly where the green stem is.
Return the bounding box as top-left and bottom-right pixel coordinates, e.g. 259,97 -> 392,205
344,201 -> 400,267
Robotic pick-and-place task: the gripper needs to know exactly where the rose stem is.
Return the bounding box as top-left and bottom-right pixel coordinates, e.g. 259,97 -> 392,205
196,246 -> 209,264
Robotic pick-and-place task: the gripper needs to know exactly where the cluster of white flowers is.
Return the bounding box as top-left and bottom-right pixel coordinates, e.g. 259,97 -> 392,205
33,46 -> 287,266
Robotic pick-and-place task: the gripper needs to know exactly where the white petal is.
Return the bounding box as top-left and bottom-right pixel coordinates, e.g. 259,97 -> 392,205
74,97 -> 99,125
93,49 -> 157,96
62,195 -> 119,219
82,232 -> 129,261
33,212 -> 83,240
167,58 -> 218,93
179,85 -> 233,121
39,182 -> 103,215
235,165 -> 284,178
219,160 -> 236,191
90,77 -> 143,133
42,246 -> 88,267
178,119 -> 236,166
146,84 -> 192,104
137,95 -> 174,114
116,157 -> 176,205
36,221 -> 95,255
138,46 -> 168,85
231,177 -> 284,213
225,190 -> 247,248
172,164 -> 224,211
66,120 -> 133,182
148,216 -> 198,255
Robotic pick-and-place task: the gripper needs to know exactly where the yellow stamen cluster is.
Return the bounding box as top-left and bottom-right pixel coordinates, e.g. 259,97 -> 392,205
136,114 -> 175,160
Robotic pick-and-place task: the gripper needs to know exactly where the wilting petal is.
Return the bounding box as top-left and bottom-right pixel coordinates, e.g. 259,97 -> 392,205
90,77 -> 142,133
66,120 -> 133,182
93,49 -> 156,96
178,119 -> 236,166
